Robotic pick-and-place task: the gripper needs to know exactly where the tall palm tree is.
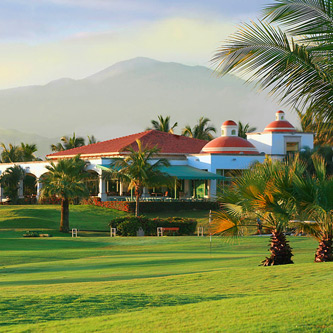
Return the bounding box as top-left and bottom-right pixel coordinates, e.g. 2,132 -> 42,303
295,106 -> 333,146
40,155 -> 89,232
238,121 -> 257,139
51,133 -> 85,152
182,117 -> 216,140
20,143 -> 38,162
0,143 -> 21,163
0,165 -> 25,204
104,139 -> 171,216
292,156 -> 333,262
87,135 -> 99,144
211,158 -> 306,266
212,0 -> 333,121
147,115 -> 178,134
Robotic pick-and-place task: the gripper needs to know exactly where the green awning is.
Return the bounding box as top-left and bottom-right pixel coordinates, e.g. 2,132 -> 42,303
158,166 -> 224,180
97,164 -> 224,180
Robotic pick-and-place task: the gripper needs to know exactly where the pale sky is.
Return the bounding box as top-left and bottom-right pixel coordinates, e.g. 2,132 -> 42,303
0,0 -> 272,89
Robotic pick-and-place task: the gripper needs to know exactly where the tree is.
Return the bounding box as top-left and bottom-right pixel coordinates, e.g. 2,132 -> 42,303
238,121 -> 257,139
147,115 -> 178,134
0,165 -> 25,204
295,106 -> 333,146
182,117 -> 216,140
213,0 -> 333,121
87,135 -> 99,144
51,133 -> 85,152
211,158 -> 306,266
104,139 -> 171,216
40,155 -> 89,232
0,143 -> 21,163
0,143 -> 39,162
292,156 -> 333,262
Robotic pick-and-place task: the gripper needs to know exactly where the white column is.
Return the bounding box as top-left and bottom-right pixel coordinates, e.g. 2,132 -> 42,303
142,187 -> 149,198
184,180 -> 190,198
36,178 -> 42,201
98,174 -> 107,201
210,180 -> 217,199
119,182 -> 123,196
18,179 -> 24,198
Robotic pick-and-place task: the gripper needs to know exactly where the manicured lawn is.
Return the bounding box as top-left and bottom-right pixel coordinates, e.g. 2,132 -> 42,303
0,205 -> 332,332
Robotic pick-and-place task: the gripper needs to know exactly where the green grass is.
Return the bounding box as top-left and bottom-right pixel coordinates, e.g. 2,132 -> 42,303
0,205 -> 332,332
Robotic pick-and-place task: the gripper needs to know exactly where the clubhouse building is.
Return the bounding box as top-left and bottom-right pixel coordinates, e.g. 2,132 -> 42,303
0,111 -> 313,201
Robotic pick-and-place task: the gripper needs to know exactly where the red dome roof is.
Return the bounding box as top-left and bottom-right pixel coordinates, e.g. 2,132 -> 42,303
222,120 -> 237,126
201,136 -> 259,154
276,110 -> 285,114
264,120 -> 296,132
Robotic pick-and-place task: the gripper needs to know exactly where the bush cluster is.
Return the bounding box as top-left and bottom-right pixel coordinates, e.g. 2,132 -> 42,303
82,197 -> 218,213
108,216 -> 197,236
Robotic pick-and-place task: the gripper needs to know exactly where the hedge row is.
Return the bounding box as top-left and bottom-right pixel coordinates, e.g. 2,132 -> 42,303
109,216 -> 197,236
82,197 -> 218,213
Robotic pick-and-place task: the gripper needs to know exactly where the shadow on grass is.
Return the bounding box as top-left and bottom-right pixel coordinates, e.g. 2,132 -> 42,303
0,293 -> 229,326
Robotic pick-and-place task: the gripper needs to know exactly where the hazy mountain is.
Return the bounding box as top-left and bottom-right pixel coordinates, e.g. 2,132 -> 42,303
0,57 -> 298,158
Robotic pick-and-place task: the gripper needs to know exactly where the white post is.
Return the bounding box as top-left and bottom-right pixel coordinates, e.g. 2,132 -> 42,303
18,179 -> 24,199
98,174 -> 107,201
36,178 -> 42,201
110,227 -> 116,237
72,228 -> 78,237
119,182 -> 123,196
184,180 -> 190,198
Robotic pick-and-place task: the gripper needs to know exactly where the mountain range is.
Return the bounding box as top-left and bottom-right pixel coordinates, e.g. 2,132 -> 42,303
0,57 -> 297,158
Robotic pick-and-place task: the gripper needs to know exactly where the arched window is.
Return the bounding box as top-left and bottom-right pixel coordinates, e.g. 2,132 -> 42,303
231,129 -> 236,135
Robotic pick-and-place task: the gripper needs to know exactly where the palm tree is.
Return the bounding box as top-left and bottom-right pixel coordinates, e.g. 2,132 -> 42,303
87,135 -> 99,144
0,143 -> 21,163
295,106 -> 333,146
51,133 -> 85,152
147,115 -> 178,134
212,0 -> 333,121
292,156 -> 333,262
238,121 -> 257,139
182,117 -> 216,140
20,143 -> 38,162
0,165 -> 25,204
104,139 -> 171,216
40,155 -> 89,232
211,158 -> 306,266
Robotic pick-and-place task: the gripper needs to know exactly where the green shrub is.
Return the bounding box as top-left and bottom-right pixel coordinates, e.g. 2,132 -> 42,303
109,216 -> 197,236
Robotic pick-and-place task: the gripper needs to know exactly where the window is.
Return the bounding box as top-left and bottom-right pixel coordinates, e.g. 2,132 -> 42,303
216,169 -> 242,194
286,142 -> 299,154
231,129 -> 236,135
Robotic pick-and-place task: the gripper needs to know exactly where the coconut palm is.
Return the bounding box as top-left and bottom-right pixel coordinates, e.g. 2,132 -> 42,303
212,0 -> 333,121
20,143 -> 38,161
87,135 -> 99,144
147,115 -> 178,134
0,143 -> 21,163
40,155 -> 89,232
182,117 -> 216,140
295,106 -> 333,146
104,139 -> 171,216
238,121 -> 257,139
211,158 -> 306,266
51,133 -> 85,152
292,156 -> 333,262
0,165 -> 25,204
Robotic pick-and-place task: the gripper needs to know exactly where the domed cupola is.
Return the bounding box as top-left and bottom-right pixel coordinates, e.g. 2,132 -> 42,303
201,120 -> 259,155
264,111 -> 296,132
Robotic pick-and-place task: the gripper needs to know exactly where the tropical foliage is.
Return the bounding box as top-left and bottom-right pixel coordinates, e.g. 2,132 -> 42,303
0,143 -> 38,162
237,121 -> 257,139
213,0 -> 333,121
51,133 -> 85,152
182,117 -> 216,140
0,165 -> 25,204
103,139 -> 172,216
40,155 -> 89,232
147,115 -> 178,133
87,135 -> 99,144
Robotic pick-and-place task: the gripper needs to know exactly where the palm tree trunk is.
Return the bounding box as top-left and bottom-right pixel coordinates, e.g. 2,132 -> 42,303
262,230 -> 293,266
134,186 -> 141,217
315,237 -> 333,262
60,198 -> 70,233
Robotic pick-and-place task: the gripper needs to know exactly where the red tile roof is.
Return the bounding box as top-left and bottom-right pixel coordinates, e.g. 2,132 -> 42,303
47,130 -> 208,159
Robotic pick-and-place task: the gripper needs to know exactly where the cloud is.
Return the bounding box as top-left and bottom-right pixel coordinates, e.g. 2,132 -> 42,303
0,17 -> 236,89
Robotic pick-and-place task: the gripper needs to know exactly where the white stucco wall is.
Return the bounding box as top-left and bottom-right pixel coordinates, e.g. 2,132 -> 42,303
247,133 -> 273,155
